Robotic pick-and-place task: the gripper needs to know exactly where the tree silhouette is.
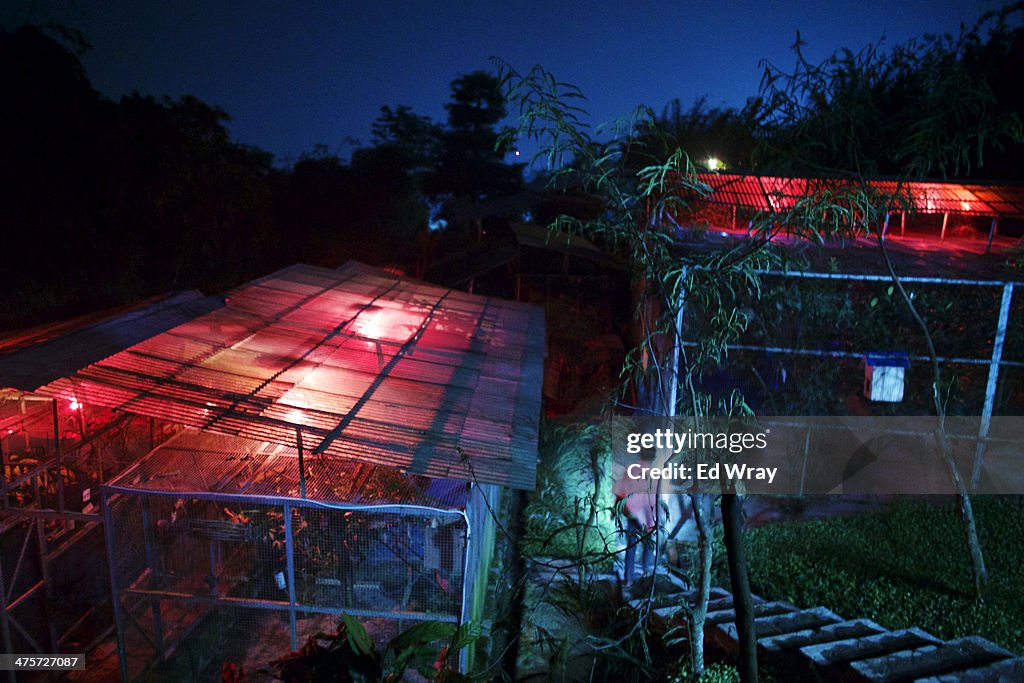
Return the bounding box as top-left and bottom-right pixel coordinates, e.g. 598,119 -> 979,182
427,71 -> 523,206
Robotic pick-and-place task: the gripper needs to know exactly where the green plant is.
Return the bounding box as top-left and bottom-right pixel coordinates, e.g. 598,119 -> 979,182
265,615 -> 480,682
667,662 -> 740,683
541,575 -> 689,682
524,419 -> 617,566
745,498 -> 1024,652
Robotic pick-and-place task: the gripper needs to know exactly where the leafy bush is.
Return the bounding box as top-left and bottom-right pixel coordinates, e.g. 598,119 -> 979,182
745,497 -> 1024,652
666,662 -> 744,683
265,616 -> 479,682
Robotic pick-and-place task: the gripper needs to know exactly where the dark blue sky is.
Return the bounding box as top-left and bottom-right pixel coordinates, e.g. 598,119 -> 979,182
9,1 -> 992,167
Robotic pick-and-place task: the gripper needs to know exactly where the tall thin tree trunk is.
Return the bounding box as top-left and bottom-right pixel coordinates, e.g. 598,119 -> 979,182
722,492 -> 758,682
687,493 -> 713,676
878,234 -> 987,597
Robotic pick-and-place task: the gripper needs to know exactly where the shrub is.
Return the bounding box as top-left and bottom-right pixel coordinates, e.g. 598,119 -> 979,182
745,497 -> 1024,652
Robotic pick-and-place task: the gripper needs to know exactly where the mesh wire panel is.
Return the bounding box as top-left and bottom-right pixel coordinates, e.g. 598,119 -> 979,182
2,408 -> 179,514
135,606 -> 403,681
285,506 -> 466,618
115,428 -> 471,509
46,520 -> 112,647
0,409 -> 181,662
106,488 -> 470,677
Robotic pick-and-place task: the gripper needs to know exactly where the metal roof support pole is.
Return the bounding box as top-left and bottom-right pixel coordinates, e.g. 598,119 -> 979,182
972,282 -> 1014,489
141,497 -> 165,658
900,212 -> 906,237
75,400 -> 87,442
985,217 -> 998,254
882,212 -> 890,240
1,436 -> 8,512
940,212 -> 949,240
0,547 -> 15,683
102,491 -> 129,682
19,397 -> 28,452
295,428 -> 306,500
34,519 -> 58,652
50,400 -> 64,514
732,205 -> 737,230
457,506 -> 473,674
283,501 -> 298,651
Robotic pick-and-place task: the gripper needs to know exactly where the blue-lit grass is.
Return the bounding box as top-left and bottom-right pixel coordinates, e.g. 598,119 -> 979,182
744,497 -> 1024,652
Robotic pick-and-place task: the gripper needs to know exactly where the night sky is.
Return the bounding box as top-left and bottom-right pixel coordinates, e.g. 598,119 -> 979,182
8,1 -> 992,167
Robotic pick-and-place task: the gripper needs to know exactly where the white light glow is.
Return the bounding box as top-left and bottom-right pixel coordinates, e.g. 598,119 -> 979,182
359,311 -> 386,339
707,157 -> 722,171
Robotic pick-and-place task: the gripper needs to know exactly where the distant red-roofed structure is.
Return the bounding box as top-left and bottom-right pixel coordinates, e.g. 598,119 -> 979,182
677,173 -> 1024,252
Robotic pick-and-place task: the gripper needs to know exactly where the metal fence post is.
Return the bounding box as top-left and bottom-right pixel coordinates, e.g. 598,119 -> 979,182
972,282 -> 1014,489
141,498 -> 165,658
102,490 -> 130,682
283,501 -> 298,650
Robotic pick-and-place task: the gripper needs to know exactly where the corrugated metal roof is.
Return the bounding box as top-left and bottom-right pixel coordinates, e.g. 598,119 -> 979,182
38,262 -> 545,490
511,222 -> 621,268
691,174 -> 1024,217
108,428 -> 471,509
0,291 -> 224,392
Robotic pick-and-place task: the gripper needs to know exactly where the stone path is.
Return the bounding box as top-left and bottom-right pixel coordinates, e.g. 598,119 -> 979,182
692,586 -> 1024,682
528,559 -> 1023,681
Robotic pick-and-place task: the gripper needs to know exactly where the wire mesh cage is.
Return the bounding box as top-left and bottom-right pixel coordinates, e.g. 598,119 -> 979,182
101,429 -> 488,680
0,396 -> 183,661
1,396 -> 178,514
687,273 -> 1022,417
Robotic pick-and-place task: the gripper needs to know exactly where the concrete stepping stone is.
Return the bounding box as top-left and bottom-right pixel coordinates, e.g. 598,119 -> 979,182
802,628 -> 942,668
760,618 -> 887,652
915,655 -> 1024,682
706,596 -> 736,612
651,593 -> 765,626
702,592 -> 766,612
705,600 -> 799,626
850,636 -> 1014,682
717,606 -> 843,642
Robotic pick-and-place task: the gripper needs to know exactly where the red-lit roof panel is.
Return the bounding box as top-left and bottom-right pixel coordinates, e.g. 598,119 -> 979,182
692,173 -> 1024,217
37,262 -> 545,490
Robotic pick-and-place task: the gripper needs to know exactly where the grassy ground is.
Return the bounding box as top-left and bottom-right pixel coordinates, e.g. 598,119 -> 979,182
744,496 -> 1024,653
